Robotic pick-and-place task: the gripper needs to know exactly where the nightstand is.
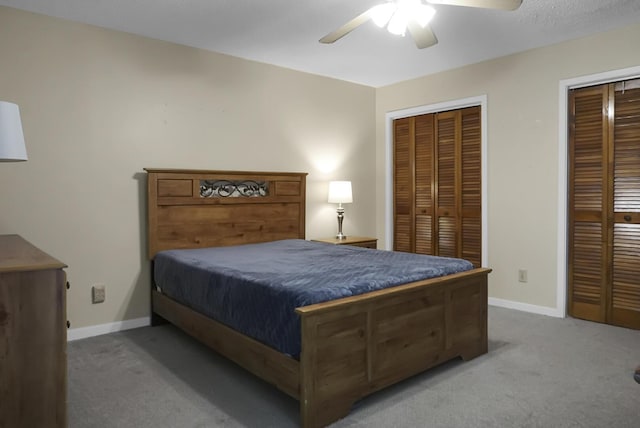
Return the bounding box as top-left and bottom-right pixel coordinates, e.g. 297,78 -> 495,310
312,236 -> 377,249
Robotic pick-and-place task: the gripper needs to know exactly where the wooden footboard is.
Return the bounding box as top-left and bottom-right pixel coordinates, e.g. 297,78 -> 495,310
296,268 -> 489,428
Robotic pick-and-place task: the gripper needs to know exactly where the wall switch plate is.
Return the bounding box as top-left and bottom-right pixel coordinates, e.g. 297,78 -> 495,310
518,269 -> 528,283
92,284 -> 106,304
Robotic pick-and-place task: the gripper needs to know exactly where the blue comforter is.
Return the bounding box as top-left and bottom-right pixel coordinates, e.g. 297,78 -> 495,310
153,239 -> 473,357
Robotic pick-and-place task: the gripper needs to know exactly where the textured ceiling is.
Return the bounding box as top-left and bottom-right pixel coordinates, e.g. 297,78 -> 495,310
2,0 -> 640,87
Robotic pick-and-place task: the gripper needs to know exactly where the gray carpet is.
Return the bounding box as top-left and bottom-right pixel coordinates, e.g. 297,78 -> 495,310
68,307 -> 640,427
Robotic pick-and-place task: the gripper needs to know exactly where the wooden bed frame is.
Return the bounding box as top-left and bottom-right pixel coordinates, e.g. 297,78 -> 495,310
145,168 -> 490,428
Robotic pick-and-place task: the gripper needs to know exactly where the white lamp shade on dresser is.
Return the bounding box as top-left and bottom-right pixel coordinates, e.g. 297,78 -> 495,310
0,101 -> 28,162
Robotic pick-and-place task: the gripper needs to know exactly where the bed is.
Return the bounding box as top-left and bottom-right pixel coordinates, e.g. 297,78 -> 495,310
145,168 -> 491,428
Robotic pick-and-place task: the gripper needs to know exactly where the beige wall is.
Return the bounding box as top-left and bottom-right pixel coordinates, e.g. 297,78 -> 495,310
376,23 -> 640,311
0,7 -> 375,330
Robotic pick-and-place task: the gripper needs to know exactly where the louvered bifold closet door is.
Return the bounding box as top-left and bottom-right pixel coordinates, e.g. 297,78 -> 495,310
611,81 -> 640,329
394,117 -> 414,252
414,114 -> 435,255
460,107 -> 482,268
569,81 -> 640,329
435,111 -> 459,259
434,108 -> 482,266
394,114 -> 436,254
393,107 -> 482,266
568,86 -> 609,323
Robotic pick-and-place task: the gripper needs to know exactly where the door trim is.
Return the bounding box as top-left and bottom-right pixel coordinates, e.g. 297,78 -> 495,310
384,95 -> 488,268
558,65 -> 640,318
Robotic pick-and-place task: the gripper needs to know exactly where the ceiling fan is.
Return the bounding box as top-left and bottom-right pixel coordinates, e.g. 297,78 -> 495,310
319,0 -> 523,49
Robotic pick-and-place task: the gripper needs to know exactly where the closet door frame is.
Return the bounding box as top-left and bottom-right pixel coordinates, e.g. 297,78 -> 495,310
558,65 -> 640,318
384,95 -> 488,268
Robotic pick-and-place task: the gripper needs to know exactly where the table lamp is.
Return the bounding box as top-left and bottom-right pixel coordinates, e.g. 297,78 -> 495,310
0,101 -> 28,162
328,180 -> 352,240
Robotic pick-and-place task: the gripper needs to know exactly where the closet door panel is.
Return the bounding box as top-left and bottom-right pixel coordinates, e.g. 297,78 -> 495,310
394,117 -> 414,252
568,86 -> 609,322
461,107 -> 482,267
415,114 -> 435,254
611,85 -> 640,328
435,112 -> 459,258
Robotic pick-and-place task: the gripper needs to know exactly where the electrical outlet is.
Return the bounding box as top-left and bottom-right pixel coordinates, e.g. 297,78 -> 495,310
518,269 -> 528,283
92,284 -> 106,304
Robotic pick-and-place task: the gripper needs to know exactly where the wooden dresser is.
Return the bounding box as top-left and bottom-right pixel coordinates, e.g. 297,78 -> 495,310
0,234 -> 67,428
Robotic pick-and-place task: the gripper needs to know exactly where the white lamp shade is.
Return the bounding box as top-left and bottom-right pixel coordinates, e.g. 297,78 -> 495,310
328,181 -> 353,204
0,101 -> 27,162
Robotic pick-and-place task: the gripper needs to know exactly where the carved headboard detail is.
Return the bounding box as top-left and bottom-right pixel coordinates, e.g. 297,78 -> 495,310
145,169 -> 307,258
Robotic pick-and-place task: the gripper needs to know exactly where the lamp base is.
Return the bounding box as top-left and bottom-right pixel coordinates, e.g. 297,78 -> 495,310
335,206 -> 346,240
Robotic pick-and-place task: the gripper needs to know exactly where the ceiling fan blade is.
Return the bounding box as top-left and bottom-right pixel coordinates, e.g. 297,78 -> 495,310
319,10 -> 372,44
407,21 -> 438,49
427,0 -> 522,10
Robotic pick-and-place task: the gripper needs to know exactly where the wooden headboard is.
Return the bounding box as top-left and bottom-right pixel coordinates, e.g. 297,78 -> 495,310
145,169 -> 307,259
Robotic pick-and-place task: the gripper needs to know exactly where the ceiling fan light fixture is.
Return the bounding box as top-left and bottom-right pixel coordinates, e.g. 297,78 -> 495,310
320,0 -> 521,48
387,8 -> 409,36
384,0 -> 434,37
370,3 -> 397,27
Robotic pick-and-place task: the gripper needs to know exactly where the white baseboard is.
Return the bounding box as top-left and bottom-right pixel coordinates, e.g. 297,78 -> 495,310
489,297 -> 563,318
67,317 -> 150,341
